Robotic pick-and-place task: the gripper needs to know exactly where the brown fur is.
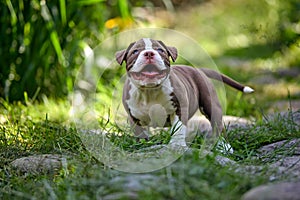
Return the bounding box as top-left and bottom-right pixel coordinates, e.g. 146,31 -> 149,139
116,38 -> 253,139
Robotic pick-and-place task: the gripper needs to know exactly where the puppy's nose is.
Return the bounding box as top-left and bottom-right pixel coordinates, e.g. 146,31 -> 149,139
144,51 -> 155,59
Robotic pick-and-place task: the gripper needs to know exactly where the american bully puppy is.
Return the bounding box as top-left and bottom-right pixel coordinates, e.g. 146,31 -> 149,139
115,38 -> 253,148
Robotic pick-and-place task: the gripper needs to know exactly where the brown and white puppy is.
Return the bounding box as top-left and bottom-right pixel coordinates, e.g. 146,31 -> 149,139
115,38 -> 253,147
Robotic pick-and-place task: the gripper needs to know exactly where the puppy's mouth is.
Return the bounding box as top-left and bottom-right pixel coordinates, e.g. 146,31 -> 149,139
130,64 -> 168,81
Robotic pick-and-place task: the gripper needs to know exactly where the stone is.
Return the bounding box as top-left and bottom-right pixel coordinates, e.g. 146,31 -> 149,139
223,115 -> 253,131
270,156 -> 300,179
262,111 -> 300,135
277,111 -> 300,126
110,174 -> 160,192
242,181 -> 300,200
11,154 -> 63,175
269,102 -> 300,115
250,74 -> 278,85
258,139 -> 300,157
258,139 -> 300,180
277,68 -> 300,78
187,115 -> 252,137
215,155 -> 236,166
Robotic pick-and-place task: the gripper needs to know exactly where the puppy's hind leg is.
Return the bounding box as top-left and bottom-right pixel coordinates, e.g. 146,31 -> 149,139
198,81 -> 224,136
198,82 -> 233,153
203,98 -> 234,154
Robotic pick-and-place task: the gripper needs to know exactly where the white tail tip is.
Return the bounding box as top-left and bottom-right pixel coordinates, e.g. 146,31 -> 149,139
243,86 -> 254,93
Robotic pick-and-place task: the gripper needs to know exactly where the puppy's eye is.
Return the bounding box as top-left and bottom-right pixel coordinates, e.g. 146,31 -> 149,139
157,48 -> 164,53
132,49 -> 139,55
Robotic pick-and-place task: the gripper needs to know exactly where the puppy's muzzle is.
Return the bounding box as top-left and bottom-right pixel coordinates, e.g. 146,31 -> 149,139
130,64 -> 168,81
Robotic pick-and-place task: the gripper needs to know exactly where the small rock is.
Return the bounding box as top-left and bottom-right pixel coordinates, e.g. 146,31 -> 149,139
102,192 -> 138,200
235,165 -> 264,175
281,111 -> 300,126
258,139 -> 300,157
270,156 -> 300,178
11,154 -> 63,175
242,181 -> 300,200
250,74 -> 278,85
264,111 -> 300,131
187,115 -> 211,134
223,115 -> 253,131
258,139 -> 300,179
215,155 -> 236,166
110,174 -> 160,192
269,101 -> 300,114
187,115 -> 252,136
276,68 -> 300,78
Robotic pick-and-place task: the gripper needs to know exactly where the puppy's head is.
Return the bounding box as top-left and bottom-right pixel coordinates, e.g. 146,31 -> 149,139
115,38 -> 177,88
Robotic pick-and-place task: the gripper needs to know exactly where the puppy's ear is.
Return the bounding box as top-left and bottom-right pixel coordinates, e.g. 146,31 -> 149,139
158,40 -> 178,62
166,46 -> 178,62
115,42 -> 136,65
115,49 -> 126,65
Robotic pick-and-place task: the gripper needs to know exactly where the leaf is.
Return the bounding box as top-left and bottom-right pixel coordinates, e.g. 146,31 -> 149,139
73,0 -> 106,6
5,0 -> 17,26
41,1 -> 65,65
59,0 -> 67,25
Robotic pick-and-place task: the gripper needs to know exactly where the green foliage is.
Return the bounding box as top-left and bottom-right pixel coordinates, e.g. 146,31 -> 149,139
2,101 -> 298,199
109,128 -> 172,151
0,0 -> 130,102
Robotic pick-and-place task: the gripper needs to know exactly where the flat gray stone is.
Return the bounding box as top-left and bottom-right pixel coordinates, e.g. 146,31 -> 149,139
279,111 -> 300,126
223,115 -> 253,130
266,111 -> 300,127
215,155 -> 236,166
11,154 -> 63,175
242,181 -> 300,200
258,139 -> 300,157
250,74 -> 278,85
110,174 -> 160,192
269,102 -> 300,115
258,139 -> 300,180
187,115 -> 252,135
277,68 -> 300,78
270,156 -> 300,179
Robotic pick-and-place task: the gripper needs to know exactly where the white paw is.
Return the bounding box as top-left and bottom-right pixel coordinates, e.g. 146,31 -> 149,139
215,137 -> 234,154
169,122 -> 188,150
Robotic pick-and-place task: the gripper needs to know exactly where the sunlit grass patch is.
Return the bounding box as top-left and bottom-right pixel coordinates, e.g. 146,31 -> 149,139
108,128 -> 172,151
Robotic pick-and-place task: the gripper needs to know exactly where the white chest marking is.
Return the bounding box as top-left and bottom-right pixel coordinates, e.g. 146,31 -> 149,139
143,38 -> 153,50
126,79 -> 176,126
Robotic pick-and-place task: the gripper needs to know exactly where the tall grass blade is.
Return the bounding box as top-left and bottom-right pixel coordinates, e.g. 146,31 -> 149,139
118,0 -> 130,18
5,0 -> 17,26
59,0 -> 67,25
41,0 -> 65,65
75,0 -> 105,6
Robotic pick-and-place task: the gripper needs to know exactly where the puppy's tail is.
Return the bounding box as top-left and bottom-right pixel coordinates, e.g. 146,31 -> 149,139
200,68 -> 254,93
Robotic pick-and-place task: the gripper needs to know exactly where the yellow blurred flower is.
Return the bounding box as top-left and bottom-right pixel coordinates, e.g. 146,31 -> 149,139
105,17 -> 133,30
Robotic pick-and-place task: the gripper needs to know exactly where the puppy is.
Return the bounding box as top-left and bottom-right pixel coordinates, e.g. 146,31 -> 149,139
115,38 -> 253,147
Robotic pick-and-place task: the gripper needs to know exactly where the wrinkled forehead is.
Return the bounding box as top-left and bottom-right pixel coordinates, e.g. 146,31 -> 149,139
131,38 -> 164,50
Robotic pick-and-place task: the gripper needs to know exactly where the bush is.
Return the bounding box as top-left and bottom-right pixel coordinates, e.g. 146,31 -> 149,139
0,0 -> 130,102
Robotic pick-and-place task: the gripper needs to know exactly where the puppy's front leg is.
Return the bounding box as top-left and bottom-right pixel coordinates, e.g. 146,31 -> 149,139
169,115 -> 188,149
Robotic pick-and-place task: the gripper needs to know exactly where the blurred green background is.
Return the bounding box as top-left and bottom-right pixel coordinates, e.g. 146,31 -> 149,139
1,0 -> 299,114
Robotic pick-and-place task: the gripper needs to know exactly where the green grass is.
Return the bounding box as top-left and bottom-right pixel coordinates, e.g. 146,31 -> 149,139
0,99 -> 299,199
